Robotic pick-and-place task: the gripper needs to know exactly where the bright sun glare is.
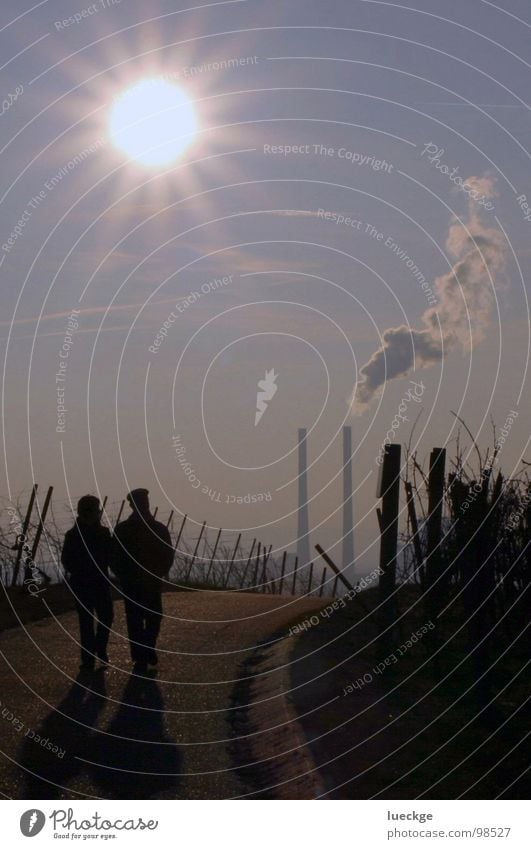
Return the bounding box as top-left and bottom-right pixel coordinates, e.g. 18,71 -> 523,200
109,78 -> 198,166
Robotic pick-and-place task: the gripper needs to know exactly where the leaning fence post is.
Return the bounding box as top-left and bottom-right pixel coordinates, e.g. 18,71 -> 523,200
315,545 -> 369,612
174,514 -> 187,552
114,500 -> 126,529
11,484 -> 38,587
314,545 -> 351,598
186,520 -> 206,581
314,545 -> 355,593
166,510 -> 174,528
319,567 -> 327,597
27,486 -> 53,584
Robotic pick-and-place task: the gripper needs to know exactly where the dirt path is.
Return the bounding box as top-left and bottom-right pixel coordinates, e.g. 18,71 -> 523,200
0,591 -> 324,799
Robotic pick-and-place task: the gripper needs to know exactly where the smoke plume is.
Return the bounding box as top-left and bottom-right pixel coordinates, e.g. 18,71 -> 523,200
353,177 -> 505,410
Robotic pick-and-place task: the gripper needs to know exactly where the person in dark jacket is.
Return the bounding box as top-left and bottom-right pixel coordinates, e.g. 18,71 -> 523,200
61,495 -> 114,673
112,489 -> 173,674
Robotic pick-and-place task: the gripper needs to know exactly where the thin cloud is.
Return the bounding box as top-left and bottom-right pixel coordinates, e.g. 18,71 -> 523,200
0,296 -> 196,329
0,324 -> 134,343
417,101 -> 529,108
261,209 -> 324,217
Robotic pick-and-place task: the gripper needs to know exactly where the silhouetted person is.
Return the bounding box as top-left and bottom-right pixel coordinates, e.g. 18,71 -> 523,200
112,489 -> 173,674
61,495 -> 114,673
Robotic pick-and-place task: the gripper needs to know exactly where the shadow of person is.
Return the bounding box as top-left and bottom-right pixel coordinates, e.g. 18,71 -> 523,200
87,673 -> 182,798
19,669 -> 108,799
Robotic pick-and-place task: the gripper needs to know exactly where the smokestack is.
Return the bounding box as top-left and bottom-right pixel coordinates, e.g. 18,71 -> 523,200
342,426 -> 355,577
297,428 -> 311,568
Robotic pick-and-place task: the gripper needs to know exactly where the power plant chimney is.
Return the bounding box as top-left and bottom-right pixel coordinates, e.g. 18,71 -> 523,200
297,427 -> 311,568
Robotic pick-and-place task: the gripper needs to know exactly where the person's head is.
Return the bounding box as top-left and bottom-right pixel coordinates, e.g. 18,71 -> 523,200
127,488 -> 150,518
77,495 -> 101,526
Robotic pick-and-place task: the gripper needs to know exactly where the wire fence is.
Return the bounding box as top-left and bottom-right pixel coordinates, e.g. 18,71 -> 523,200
0,488 -> 327,597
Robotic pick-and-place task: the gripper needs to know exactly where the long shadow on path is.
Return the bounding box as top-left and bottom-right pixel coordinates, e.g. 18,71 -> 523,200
20,669 -> 108,798
86,673 -> 182,799
19,671 -> 182,799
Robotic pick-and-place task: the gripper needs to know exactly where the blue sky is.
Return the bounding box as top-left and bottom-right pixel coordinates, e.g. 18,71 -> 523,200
1,0 -> 530,575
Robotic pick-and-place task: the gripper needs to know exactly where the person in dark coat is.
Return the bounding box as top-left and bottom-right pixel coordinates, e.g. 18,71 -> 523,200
112,489 -> 173,674
61,495 -> 114,673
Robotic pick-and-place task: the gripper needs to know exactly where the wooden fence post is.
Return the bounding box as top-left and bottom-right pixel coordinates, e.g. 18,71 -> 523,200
114,500 -> 126,529
314,544 -> 350,598
426,448 -> 446,590
11,484 -> 38,587
260,545 -> 273,592
291,556 -> 299,595
239,538 -> 256,589
174,514 -> 187,552
278,551 -> 287,595
319,567 -> 327,597
306,562 -> 314,594
315,546 -> 370,612
252,542 -> 262,590
205,528 -> 222,584
377,444 -> 401,651
186,520 -> 206,580
27,486 -> 53,585
224,533 -> 241,588
314,545 -> 355,593
315,546 -> 371,615
166,510 -> 174,528
425,448 -> 446,644
404,480 -> 425,585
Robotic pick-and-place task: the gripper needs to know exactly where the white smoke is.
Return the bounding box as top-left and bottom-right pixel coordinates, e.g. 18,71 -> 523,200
353,177 -> 505,410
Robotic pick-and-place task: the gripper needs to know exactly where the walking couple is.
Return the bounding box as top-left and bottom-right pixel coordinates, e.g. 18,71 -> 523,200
61,488 -> 174,675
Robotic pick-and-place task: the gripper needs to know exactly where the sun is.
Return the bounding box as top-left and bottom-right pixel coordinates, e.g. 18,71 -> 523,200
109,78 -> 198,166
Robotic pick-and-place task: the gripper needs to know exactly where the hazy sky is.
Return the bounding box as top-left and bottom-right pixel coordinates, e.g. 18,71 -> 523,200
1,0 -> 530,576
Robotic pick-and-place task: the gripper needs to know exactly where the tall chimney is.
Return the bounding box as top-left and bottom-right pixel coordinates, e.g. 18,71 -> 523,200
342,425 -> 355,577
297,428 -> 311,568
